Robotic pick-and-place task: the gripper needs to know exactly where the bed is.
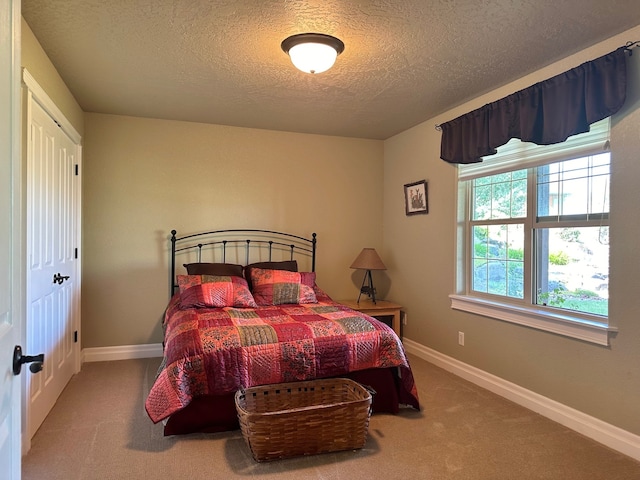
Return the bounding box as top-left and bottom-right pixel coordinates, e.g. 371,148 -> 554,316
145,229 -> 420,435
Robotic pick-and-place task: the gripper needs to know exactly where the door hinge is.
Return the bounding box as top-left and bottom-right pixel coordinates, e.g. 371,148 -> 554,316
74,331 -> 78,343
75,164 -> 79,176
74,247 -> 78,259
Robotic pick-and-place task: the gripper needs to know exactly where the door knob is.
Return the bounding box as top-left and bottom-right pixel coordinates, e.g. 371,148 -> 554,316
53,273 -> 70,284
13,345 -> 45,375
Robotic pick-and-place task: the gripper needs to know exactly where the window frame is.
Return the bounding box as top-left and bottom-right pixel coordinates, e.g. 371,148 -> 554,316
452,120 -> 615,346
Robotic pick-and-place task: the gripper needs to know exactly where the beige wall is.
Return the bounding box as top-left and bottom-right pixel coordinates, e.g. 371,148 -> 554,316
383,25 -> 640,436
21,18 -> 84,136
82,113 -> 384,347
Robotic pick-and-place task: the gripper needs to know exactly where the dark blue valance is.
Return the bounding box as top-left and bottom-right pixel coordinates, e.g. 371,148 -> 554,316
440,46 -> 629,164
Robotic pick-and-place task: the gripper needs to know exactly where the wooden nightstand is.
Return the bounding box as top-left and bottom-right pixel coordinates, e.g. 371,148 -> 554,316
338,299 -> 402,338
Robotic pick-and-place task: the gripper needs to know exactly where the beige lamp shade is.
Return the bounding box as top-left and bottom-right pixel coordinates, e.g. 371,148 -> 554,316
350,248 -> 386,270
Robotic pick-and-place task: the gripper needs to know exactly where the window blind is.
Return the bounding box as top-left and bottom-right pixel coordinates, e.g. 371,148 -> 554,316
458,118 -> 610,181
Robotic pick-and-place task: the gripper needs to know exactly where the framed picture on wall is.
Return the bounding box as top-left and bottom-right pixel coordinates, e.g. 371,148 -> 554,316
404,180 -> 428,215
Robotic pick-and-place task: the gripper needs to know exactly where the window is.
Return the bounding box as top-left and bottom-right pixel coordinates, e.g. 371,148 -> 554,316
471,170 -> 526,300
451,119 -> 613,345
534,156 -> 609,316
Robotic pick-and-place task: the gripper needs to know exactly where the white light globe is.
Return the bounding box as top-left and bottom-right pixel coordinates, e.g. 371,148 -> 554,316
288,42 -> 338,74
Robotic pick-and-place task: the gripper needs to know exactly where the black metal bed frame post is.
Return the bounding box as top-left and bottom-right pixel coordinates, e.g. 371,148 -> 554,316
312,233 -> 317,272
170,230 -> 177,298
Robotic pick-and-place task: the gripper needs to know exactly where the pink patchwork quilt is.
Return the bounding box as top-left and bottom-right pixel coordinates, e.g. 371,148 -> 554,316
145,292 -> 419,423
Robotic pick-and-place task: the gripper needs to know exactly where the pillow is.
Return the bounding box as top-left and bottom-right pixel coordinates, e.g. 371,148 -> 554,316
250,268 -> 317,306
177,275 -> 257,308
183,262 -> 244,277
313,284 -> 333,303
244,260 -> 298,290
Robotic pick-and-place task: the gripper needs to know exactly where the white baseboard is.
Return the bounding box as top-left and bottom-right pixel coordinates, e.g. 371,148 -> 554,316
82,343 -> 163,363
403,337 -> 640,462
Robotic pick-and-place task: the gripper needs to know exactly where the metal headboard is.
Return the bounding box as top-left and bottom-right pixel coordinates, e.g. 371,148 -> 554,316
170,229 -> 317,297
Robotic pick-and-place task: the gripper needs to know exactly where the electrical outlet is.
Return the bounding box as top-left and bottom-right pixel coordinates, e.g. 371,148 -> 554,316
403,313 -> 408,325
458,331 -> 465,346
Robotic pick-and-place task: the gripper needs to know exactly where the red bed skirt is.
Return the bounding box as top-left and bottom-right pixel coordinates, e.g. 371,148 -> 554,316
163,367 -> 415,436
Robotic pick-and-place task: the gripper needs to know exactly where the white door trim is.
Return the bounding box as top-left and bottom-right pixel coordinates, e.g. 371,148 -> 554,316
22,69 -> 80,144
2,0 -> 23,476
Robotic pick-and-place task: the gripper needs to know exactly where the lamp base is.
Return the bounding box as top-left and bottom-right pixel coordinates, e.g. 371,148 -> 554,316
357,270 -> 377,304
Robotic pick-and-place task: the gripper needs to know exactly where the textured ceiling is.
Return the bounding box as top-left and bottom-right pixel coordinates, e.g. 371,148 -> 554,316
21,0 -> 640,140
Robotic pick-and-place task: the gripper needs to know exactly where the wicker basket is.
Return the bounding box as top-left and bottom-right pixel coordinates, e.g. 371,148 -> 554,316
235,378 -> 372,462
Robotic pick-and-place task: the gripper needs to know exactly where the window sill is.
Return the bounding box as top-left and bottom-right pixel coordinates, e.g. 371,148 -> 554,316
449,294 -> 614,346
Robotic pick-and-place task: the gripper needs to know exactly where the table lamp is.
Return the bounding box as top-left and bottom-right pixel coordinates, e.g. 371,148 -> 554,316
350,248 -> 386,304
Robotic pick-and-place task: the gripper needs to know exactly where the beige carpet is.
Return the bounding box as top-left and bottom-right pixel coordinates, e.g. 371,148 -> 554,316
22,354 -> 640,480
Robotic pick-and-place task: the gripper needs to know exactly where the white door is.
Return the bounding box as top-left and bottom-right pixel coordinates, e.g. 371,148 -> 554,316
26,96 -> 80,439
0,0 -> 22,479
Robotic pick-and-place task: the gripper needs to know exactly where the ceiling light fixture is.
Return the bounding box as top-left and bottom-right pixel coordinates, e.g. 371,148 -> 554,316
281,33 -> 345,74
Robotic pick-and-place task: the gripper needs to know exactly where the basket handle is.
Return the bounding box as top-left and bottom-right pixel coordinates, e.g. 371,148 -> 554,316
362,384 -> 377,397
361,384 -> 376,415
